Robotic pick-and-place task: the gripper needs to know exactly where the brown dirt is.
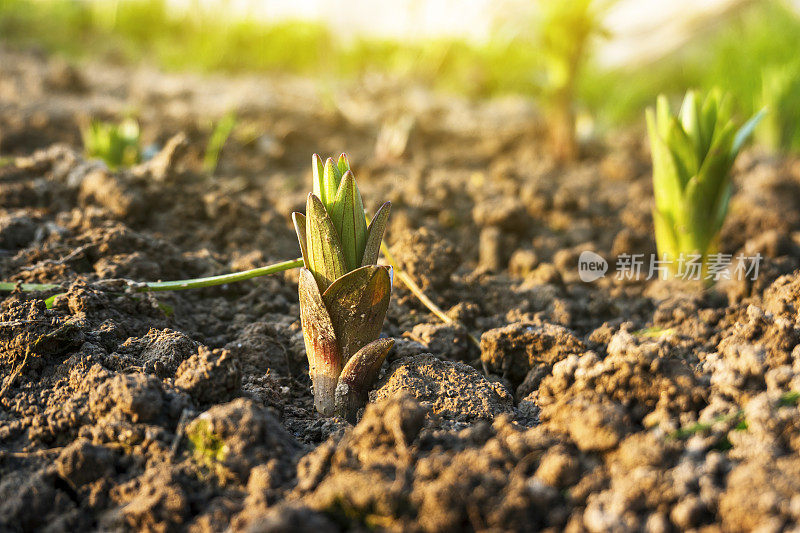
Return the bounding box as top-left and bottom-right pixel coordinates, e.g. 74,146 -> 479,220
2,47 -> 800,532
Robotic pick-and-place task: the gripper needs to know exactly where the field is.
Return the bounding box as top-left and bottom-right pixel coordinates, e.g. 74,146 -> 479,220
2,12 -> 800,533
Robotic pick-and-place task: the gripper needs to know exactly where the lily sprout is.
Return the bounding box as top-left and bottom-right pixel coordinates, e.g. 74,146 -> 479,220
292,154 -> 393,421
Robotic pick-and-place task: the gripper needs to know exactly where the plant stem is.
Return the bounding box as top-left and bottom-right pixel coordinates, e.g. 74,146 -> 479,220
379,242 -> 481,349
0,258 -> 304,294
140,258 -> 303,291
0,282 -> 61,292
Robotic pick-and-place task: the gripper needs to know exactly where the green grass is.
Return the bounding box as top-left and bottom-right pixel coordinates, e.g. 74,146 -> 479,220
778,390 -> 800,407
1,0 -> 800,140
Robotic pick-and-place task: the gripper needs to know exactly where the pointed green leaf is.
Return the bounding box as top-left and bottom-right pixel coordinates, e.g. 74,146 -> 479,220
656,94 -> 673,140
712,183 -> 733,238
321,158 -> 343,210
334,337 -> 394,422
652,208 -> 679,262
330,171 -> 369,270
311,154 -> 325,201
665,116 -> 698,179
681,176 -> 716,256
306,193 -> 347,291
362,202 -> 391,266
299,268 -> 342,416
697,120 -> 736,191
337,153 -> 350,176
322,265 -> 392,363
731,108 -> 767,156
716,93 -> 734,130
647,109 -> 684,213
700,91 -> 719,156
292,212 -> 309,269
679,90 -> 700,148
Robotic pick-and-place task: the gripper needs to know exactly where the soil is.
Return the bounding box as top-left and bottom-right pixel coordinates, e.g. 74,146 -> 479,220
2,47 -> 800,532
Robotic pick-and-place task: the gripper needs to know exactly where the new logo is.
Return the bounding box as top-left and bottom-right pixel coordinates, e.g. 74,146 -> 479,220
578,251 -> 608,282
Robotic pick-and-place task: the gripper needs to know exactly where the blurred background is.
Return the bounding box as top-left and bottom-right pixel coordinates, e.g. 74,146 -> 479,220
1,0 -> 800,153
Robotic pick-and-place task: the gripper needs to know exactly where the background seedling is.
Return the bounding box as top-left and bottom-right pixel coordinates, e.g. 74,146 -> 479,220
203,112 -> 237,173
537,0 -> 611,162
756,63 -> 800,152
81,117 -> 142,169
647,89 -> 765,279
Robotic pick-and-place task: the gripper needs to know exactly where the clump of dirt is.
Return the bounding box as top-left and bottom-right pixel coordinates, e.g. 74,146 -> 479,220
480,321 -> 586,387
175,347 -> 242,405
114,327 -> 200,378
371,353 -> 514,426
291,395 -> 579,531
0,296 -> 83,372
538,328 -> 706,442
390,227 -> 460,292
185,398 -> 304,483
719,456 -> 800,531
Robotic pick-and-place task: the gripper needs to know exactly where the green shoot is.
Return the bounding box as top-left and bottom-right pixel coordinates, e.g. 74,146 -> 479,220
647,90 -> 765,279
81,118 -> 142,169
203,112 -> 237,174
756,63 -> 800,152
293,154 -> 393,420
538,0 -> 611,161
139,258 -> 304,291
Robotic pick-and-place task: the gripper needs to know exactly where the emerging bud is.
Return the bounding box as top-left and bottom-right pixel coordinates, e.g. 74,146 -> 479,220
293,153 -> 393,421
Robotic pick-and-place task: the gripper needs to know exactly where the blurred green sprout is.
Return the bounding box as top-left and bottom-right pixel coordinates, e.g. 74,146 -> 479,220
538,0 -> 611,161
81,118 -> 141,169
756,63 -> 800,152
203,112 -> 237,174
647,90 -> 764,278
186,419 -> 227,465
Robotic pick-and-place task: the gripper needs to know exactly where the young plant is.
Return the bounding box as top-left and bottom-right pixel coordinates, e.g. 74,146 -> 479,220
81,118 -> 142,169
756,63 -> 800,152
538,0 -> 610,162
203,112 -> 237,174
292,154 -> 393,421
647,90 -> 764,278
